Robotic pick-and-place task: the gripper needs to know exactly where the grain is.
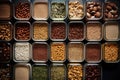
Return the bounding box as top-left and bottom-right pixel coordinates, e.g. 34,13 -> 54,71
51,43 -> 66,62
68,43 -> 84,62
86,23 -> 102,41
33,23 -> 48,40
104,43 -> 119,62
68,64 -> 83,80
105,23 -> 119,40
14,43 -> 30,61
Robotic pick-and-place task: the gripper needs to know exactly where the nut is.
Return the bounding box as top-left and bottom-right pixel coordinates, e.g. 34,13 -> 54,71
105,2 -> 118,19
69,1 -> 84,19
86,1 -> 102,19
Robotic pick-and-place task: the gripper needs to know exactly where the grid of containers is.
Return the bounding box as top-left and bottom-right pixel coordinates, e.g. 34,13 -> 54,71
0,0 -> 120,80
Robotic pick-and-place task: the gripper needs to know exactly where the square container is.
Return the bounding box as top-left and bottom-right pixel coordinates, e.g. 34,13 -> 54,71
67,42 -> 84,62
32,0 -> 49,20
85,42 -> 102,63
104,21 -> 119,41
32,42 -> 49,63
67,63 -> 83,80
32,21 -> 49,41
14,21 -> 31,41
104,0 -> 120,20
68,0 -> 85,20
50,0 -> 67,20
86,21 -> 103,41
103,42 -> 120,63
0,64 -> 12,80
14,63 -> 31,80
0,22 -> 13,41
13,0 -> 31,20
50,64 -> 66,80
68,21 -> 85,41
50,42 -> 66,63
0,42 -> 12,63
0,0 -> 12,20
13,42 -> 31,62
84,64 -> 102,80
86,0 -> 103,20
50,21 -> 67,41
32,64 -> 48,80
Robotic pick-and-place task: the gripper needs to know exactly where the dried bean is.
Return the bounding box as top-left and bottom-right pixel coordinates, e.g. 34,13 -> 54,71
15,2 -> 30,19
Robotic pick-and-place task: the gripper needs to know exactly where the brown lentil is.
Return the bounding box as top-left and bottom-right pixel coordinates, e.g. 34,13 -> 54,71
104,43 -> 119,62
68,64 -> 83,80
15,23 -> 30,40
15,2 -> 30,19
68,23 -> 84,40
33,23 -> 48,40
51,23 -> 66,40
51,43 -> 66,61
0,23 -> 12,41
0,42 -> 11,62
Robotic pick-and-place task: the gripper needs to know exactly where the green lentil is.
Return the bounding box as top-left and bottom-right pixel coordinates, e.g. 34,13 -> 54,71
32,66 -> 48,80
50,65 -> 65,80
51,2 -> 66,19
